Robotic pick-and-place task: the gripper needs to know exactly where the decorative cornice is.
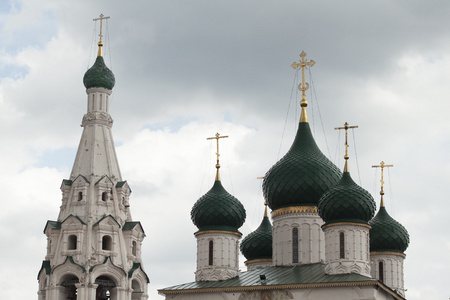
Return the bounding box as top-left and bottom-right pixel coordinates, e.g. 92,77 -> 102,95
370,251 -> 406,258
82,112 -> 113,127
322,222 -> 371,230
159,280 -> 404,299
271,206 -> 318,218
194,230 -> 242,237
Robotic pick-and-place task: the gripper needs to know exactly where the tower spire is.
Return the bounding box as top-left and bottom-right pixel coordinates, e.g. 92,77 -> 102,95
372,161 -> 393,207
206,132 -> 229,181
291,51 -> 315,123
334,122 -> 358,172
93,14 -> 110,57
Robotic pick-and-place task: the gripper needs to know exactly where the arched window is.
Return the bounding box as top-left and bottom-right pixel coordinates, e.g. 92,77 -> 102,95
132,241 -> 137,256
68,235 -> 77,250
208,240 -> 214,266
292,228 -> 299,263
78,192 -> 83,201
102,235 -> 112,250
339,232 -> 345,259
132,279 -> 141,292
102,192 -> 108,201
379,261 -> 384,283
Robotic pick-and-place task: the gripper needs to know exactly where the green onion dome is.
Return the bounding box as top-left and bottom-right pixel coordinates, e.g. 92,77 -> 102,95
83,56 -> 115,90
240,212 -> 272,261
318,172 -> 376,224
191,180 -> 246,233
369,206 -> 409,253
263,122 -> 341,210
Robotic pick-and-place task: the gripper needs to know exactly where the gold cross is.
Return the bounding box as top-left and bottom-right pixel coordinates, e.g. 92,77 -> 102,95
372,161 -> 393,207
291,51 -> 315,102
207,133 -> 228,180
335,122 -> 358,171
93,14 -> 110,56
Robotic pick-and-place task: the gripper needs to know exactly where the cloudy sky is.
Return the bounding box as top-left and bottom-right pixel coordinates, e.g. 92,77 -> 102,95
1,0 -> 449,299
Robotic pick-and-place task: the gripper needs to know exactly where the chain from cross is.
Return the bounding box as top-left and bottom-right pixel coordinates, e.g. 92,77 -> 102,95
372,161 -> 393,197
93,14 -> 110,43
207,133 -> 229,168
334,122 -> 358,161
291,51 -> 315,102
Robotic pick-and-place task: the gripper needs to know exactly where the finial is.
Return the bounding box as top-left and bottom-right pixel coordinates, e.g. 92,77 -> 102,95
93,14 -> 110,57
264,201 -> 268,217
334,122 -> 358,172
291,51 -> 315,123
372,161 -> 393,207
206,133 -> 229,181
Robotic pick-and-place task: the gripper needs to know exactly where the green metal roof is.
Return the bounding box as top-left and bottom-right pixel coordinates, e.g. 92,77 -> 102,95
240,215 -> 272,261
318,172 -> 376,225
263,122 -> 341,210
158,263 -> 403,299
128,262 -> 150,283
83,56 -> 115,90
43,220 -> 61,233
369,206 -> 409,253
191,180 -> 246,233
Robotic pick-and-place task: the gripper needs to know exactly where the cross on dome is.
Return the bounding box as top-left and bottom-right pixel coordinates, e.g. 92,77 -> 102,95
93,14 -> 110,57
206,133 -> 229,181
372,161 -> 393,207
291,51 -> 315,122
335,122 -> 358,172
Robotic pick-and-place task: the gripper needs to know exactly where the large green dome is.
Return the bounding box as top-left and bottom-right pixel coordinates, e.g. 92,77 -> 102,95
369,206 -> 409,253
263,122 -> 341,210
83,56 -> 115,90
318,172 -> 376,224
240,213 -> 272,261
191,180 -> 246,233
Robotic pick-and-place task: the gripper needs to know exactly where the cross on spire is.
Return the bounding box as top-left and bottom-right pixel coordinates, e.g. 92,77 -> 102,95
372,161 -> 393,207
93,14 -> 110,57
207,133 -> 229,181
335,122 -> 358,172
291,51 -> 315,122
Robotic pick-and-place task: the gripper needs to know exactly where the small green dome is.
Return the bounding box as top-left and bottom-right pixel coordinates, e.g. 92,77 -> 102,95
191,180 -> 246,233
318,172 -> 376,224
240,214 -> 272,261
83,56 -> 115,90
263,122 -> 341,210
369,206 -> 409,253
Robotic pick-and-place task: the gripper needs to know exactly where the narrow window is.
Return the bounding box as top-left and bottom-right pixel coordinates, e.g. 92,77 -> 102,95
68,235 -> 77,250
379,261 -> 384,283
292,228 -> 299,263
339,232 -> 345,259
100,94 -> 103,110
102,235 -> 112,250
132,241 -> 137,256
102,192 -> 108,201
78,192 -> 83,201
208,240 -> 213,266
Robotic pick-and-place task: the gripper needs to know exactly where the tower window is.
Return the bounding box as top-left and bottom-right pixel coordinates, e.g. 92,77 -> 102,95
68,235 -> 77,250
102,235 -> 112,250
292,228 -> 299,263
132,241 -> 137,256
379,261 -> 384,283
339,232 -> 345,259
102,192 -> 108,201
78,192 -> 83,201
208,240 -> 214,266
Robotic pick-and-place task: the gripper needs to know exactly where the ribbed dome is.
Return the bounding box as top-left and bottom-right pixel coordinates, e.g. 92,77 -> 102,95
263,122 -> 341,210
191,180 -> 246,233
318,172 -> 376,224
369,206 -> 409,253
240,214 -> 272,261
83,56 -> 115,90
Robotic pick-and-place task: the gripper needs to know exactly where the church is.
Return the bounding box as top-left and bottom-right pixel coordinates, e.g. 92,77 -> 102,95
37,17 -> 409,300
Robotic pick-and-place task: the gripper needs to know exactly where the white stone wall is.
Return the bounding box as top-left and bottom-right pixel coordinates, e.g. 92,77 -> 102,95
370,253 -> 405,297
272,211 -> 324,266
323,223 -> 371,276
195,231 -> 241,281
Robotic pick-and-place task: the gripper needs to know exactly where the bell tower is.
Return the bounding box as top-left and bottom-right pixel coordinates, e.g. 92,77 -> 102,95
37,15 -> 149,300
